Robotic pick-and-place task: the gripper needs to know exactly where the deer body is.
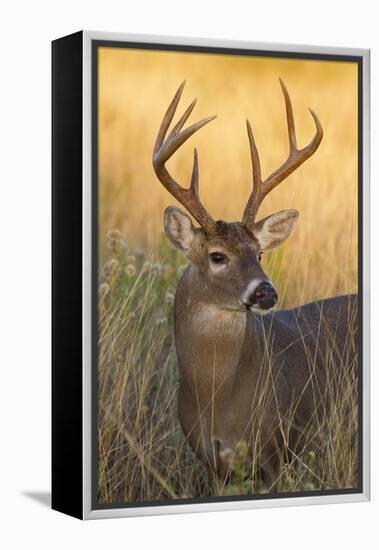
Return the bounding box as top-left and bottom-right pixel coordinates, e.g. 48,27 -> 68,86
152,81 -> 357,489
175,265 -> 356,482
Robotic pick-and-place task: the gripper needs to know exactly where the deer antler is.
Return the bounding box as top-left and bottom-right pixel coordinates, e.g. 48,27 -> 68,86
153,81 -> 217,233
242,78 -> 323,228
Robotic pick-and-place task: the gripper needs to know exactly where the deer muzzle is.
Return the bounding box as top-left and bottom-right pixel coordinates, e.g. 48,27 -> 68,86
242,280 -> 278,312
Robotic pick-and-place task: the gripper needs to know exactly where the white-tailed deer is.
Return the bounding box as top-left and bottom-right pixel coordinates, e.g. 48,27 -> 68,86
153,81 -> 357,491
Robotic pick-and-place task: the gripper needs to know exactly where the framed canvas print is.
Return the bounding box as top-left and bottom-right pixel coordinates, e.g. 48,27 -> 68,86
52,31 -> 370,519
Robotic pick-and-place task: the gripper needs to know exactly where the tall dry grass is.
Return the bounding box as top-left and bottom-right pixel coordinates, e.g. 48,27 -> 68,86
97,232 -> 358,503
97,49 -> 358,503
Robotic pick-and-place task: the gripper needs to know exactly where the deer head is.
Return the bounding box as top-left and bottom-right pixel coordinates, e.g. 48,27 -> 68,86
153,81 -> 323,313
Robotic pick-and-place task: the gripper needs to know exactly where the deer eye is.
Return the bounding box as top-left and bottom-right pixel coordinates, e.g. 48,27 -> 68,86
209,252 -> 228,265
258,252 -> 264,262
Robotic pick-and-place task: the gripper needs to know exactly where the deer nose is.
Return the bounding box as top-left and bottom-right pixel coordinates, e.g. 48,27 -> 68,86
251,282 -> 278,310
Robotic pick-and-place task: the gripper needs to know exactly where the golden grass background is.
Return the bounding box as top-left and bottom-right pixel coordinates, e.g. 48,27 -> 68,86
99,46 -> 358,306
97,48 -> 358,503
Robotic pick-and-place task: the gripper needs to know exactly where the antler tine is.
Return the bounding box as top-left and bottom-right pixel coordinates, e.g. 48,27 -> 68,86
153,83 -> 217,232
242,120 -> 262,227
262,78 -> 323,197
280,78 -> 297,150
190,148 -> 199,193
154,80 -> 186,154
170,98 -> 197,135
242,79 -> 323,229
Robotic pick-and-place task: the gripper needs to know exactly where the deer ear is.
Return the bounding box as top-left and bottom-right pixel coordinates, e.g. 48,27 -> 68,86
253,209 -> 299,251
164,206 -> 195,254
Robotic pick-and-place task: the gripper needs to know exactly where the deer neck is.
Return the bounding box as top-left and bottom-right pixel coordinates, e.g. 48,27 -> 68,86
174,266 -> 263,397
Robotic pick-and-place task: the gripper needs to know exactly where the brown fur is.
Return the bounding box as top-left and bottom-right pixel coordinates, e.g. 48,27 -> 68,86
167,214 -> 357,490
153,81 -> 350,491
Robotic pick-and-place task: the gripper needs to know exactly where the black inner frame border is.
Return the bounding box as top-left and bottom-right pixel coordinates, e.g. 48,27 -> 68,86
91,39 -> 364,511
